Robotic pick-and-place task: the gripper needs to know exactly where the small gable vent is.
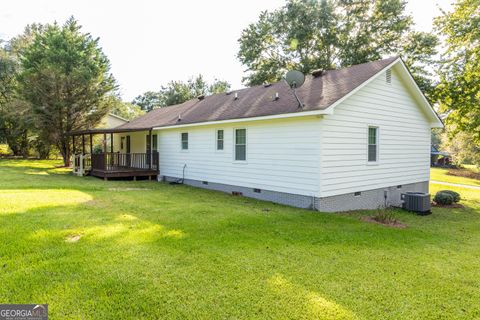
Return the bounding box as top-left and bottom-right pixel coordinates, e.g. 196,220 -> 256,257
386,69 -> 392,84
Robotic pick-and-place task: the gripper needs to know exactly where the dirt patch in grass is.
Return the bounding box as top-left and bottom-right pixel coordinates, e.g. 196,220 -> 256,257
65,234 -> 82,243
447,168 -> 480,180
361,216 -> 407,228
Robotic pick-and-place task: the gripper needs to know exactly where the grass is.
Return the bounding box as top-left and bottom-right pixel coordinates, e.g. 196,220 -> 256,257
0,160 -> 479,319
431,166 -> 480,187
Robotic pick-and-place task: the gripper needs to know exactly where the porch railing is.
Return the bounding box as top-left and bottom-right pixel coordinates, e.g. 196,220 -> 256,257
73,153 -> 92,176
91,152 -> 159,172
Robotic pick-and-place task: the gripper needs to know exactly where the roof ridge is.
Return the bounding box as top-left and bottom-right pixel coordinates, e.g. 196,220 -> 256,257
117,56 -> 399,130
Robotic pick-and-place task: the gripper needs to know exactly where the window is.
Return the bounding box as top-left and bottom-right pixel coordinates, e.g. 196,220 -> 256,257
216,130 -> 224,150
146,134 -> 158,152
181,132 -> 188,150
234,129 -> 246,161
386,69 -> 392,84
121,137 -> 125,150
368,126 -> 378,162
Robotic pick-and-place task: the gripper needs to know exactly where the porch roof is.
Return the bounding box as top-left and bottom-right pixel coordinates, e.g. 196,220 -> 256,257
69,127 -> 153,136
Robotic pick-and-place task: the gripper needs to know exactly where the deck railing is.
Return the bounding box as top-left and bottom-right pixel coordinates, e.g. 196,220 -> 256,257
73,153 -> 91,176
91,152 -> 159,172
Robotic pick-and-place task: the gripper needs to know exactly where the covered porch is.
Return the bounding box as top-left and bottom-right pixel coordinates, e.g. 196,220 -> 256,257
69,127 -> 159,180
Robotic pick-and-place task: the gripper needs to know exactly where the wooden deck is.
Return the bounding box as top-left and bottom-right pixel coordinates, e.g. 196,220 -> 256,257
78,152 -> 159,180
90,167 -> 158,179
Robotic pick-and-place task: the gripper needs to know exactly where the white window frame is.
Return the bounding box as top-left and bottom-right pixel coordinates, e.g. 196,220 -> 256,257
181,132 -> 189,151
367,125 -> 379,164
233,128 -> 247,163
215,129 -> 224,151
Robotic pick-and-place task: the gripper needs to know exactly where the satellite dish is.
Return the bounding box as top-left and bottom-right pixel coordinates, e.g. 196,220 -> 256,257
285,70 -> 305,89
285,70 -> 305,108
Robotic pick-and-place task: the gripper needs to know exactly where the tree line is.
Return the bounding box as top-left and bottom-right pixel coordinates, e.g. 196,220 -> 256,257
0,0 -> 478,167
0,18 -> 228,165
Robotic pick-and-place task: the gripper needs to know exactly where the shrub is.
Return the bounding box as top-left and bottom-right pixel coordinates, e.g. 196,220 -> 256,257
433,192 -> 454,205
372,209 -> 397,224
438,190 -> 461,203
0,144 -> 10,156
93,145 -> 103,154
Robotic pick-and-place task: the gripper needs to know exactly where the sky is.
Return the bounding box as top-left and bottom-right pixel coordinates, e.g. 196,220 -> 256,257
0,0 -> 453,101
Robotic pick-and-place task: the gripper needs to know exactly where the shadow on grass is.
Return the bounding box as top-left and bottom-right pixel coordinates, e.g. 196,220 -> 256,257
1,160 -> 480,318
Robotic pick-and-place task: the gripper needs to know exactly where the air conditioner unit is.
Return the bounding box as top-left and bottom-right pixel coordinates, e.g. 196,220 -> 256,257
401,192 -> 431,215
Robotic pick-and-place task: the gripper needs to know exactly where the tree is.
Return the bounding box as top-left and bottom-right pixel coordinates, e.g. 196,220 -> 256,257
0,36 -> 32,157
434,0 -> 480,143
19,17 -> 116,166
131,91 -> 163,112
441,128 -> 480,167
132,75 -> 230,111
237,0 -> 436,88
108,96 -> 145,120
401,31 -> 439,98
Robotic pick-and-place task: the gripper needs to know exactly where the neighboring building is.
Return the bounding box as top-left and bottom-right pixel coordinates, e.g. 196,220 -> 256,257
431,145 -> 451,166
102,113 -> 128,128
71,57 -> 443,212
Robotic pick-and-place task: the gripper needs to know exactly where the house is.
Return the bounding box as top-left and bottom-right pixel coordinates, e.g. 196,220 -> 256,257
431,145 -> 451,167
70,57 -> 443,212
102,113 -> 128,129
71,113 -> 127,175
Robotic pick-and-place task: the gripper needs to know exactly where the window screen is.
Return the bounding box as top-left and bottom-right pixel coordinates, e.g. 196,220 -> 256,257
217,130 -> 224,150
181,132 -> 188,150
368,127 -> 378,162
235,129 -> 246,161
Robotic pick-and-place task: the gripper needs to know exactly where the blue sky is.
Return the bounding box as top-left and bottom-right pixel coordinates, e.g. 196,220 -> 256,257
0,0 -> 452,101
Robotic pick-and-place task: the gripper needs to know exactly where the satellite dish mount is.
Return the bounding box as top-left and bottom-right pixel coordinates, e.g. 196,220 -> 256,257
285,70 -> 305,108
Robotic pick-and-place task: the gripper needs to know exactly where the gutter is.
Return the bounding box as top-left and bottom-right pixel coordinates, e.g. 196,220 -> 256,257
152,109 -> 329,131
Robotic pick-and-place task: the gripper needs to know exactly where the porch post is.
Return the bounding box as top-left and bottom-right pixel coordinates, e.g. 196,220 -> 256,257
82,134 -> 85,155
72,135 -> 76,155
103,133 -> 107,153
110,132 -> 114,153
103,133 -> 107,171
89,134 -> 93,155
148,129 -> 152,170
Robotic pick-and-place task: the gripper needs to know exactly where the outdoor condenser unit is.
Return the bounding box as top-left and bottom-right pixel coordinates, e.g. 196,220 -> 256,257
401,192 -> 431,215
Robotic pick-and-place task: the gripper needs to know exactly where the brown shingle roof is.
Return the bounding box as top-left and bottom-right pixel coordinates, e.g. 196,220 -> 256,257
118,57 -> 398,130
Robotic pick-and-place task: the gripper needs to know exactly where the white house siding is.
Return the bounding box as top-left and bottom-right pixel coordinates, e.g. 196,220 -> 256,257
319,66 -> 431,197
157,117 -> 321,197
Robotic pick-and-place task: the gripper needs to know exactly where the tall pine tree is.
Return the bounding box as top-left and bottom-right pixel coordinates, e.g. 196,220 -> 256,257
19,17 -> 116,165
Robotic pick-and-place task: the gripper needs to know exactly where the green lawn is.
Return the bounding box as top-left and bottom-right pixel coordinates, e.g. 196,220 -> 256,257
1,160 -> 479,319
431,167 -> 480,187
